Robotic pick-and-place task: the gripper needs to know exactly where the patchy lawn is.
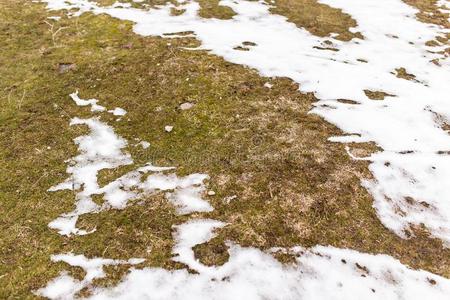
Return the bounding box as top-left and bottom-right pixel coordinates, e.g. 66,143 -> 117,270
0,0 -> 449,298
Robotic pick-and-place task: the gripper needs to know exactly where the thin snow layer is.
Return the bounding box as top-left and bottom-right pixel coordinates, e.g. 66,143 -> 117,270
136,140 -> 150,149
48,117 -> 133,235
108,107 -> 127,116
40,219 -> 450,300
70,91 -> 106,112
49,96 -> 212,235
70,91 -> 127,116
41,0 -> 450,244
37,253 -> 144,299
171,219 -> 226,273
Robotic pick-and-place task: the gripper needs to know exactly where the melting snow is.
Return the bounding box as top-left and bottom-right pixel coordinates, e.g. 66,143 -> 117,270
48,94 -> 212,235
35,0 -> 450,298
38,219 -> 450,300
70,91 -> 127,116
136,140 -> 150,149
42,0 -> 450,245
70,91 -> 106,112
37,253 -> 144,299
108,107 -> 127,116
48,117 -> 133,235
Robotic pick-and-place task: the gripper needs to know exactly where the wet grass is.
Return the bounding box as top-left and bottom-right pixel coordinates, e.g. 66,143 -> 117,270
1,0 -> 449,298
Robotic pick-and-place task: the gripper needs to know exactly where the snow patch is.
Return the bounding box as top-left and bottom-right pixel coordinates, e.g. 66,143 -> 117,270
48,94 -> 212,235
108,107 -> 127,116
41,0 -> 450,244
36,253 -> 144,299
70,91 -> 106,112
40,228 -> 450,300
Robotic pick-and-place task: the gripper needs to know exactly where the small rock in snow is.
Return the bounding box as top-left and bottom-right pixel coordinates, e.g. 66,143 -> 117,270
165,125 -> 173,132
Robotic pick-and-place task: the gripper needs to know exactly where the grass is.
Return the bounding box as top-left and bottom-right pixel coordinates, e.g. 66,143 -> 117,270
267,0 -> 363,41
0,0 -> 449,298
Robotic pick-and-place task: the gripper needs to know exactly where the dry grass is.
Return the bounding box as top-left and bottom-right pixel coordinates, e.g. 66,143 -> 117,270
364,89 -> 396,100
267,0 -> 363,41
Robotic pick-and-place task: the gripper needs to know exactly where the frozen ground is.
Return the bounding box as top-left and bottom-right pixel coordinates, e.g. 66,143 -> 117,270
12,0 -> 450,298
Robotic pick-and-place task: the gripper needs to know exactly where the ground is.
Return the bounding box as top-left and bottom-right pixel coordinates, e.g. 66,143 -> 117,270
0,0 -> 449,298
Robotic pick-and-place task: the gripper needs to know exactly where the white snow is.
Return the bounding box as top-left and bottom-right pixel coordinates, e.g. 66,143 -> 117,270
108,107 -> 127,116
37,253 -> 144,299
136,140 -> 150,149
39,220 -> 450,300
171,219 -> 226,273
70,91 -> 106,112
48,117 -> 132,235
48,94 -> 212,235
70,91 -> 127,116
41,0 -> 450,245
36,1 -> 450,298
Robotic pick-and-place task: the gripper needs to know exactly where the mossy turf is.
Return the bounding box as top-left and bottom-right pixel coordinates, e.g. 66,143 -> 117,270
1,0 -> 449,298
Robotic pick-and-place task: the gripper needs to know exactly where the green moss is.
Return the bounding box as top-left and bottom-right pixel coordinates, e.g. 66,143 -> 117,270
197,0 -> 236,19
267,0 -> 363,41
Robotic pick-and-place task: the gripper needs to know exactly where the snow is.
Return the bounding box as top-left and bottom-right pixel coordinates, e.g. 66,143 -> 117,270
48,117 -> 132,235
136,140 -> 150,149
263,82 -> 273,89
39,220 -> 450,300
37,253 -> 144,299
48,94 -> 212,235
70,91 -> 127,116
41,90 -> 450,298
35,0 -> 450,298
70,91 -> 106,112
108,107 -> 127,116
41,0 -> 450,245
171,219 -> 226,273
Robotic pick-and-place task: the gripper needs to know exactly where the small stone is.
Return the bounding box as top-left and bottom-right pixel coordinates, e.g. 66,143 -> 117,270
264,82 -> 273,89
57,63 -> 76,74
122,42 -> 133,49
179,102 -> 194,110
207,190 -> 216,196
165,125 -> 173,132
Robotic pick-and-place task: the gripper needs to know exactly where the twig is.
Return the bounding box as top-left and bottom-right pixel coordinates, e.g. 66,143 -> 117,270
44,20 -> 68,47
